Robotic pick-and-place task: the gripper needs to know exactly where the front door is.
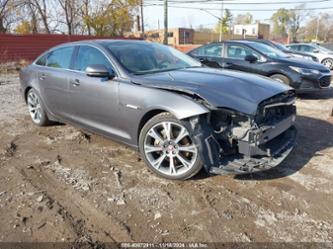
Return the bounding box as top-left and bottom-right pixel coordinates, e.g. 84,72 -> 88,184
222,43 -> 264,75
67,45 -> 124,139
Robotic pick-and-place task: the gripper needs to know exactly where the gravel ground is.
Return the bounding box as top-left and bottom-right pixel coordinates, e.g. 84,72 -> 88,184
0,73 -> 332,246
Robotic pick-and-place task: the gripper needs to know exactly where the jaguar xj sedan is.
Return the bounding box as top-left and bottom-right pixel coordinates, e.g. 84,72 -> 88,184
20,40 -> 297,180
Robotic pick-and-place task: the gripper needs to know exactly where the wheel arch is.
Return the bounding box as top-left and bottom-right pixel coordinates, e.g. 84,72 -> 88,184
267,71 -> 288,78
267,71 -> 292,83
137,109 -> 167,143
24,86 -> 33,103
321,57 -> 333,64
136,103 -> 209,145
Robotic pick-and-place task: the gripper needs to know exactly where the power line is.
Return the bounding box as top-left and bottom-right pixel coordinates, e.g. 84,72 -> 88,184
144,0 -> 332,4
143,3 -> 333,11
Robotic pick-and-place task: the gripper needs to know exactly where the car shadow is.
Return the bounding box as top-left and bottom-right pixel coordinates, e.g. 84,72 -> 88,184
234,115 -> 333,181
297,89 -> 333,100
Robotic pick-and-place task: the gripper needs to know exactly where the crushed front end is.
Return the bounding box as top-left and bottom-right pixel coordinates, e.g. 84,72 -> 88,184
198,90 -> 297,175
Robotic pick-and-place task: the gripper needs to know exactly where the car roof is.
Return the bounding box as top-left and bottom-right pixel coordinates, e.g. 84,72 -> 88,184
51,39 -> 146,48
207,40 -> 264,46
287,43 -> 316,46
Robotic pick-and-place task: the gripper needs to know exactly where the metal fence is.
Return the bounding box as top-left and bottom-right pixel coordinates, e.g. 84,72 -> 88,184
0,33 -> 140,63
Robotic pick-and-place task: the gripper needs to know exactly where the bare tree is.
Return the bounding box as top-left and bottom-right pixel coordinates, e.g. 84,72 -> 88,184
0,0 -> 18,32
289,4 -> 308,42
81,0 -> 91,35
25,0 -> 50,33
57,0 -> 79,35
234,13 -> 253,25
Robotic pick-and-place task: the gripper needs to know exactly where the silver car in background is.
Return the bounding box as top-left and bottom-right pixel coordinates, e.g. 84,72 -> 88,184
287,43 -> 333,70
20,40 -> 297,180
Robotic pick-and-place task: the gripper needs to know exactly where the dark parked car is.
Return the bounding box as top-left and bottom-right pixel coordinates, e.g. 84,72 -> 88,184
245,39 -> 319,62
20,40 -> 297,180
188,40 -> 332,92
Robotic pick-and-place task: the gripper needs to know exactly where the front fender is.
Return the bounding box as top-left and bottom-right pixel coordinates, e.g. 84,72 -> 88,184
143,91 -> 209,120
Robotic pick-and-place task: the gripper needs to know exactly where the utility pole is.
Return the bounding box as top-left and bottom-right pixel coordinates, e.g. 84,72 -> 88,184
141,0 -> 144,36
219,1 -> 224,42
315,17 -> 320,42
163,0 -> 168,45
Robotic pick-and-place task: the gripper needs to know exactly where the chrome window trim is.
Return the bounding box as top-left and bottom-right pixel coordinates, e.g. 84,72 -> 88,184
32,43 -> 120,77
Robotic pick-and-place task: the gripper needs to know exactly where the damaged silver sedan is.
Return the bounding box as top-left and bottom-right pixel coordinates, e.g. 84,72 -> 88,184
20,40 -> 297,180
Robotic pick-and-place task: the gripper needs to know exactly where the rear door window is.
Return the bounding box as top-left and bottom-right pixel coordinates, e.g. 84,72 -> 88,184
35,54 -> 48,66
74,46 -> 112,72
191,44 -> 223,57
46,46 -> 74,69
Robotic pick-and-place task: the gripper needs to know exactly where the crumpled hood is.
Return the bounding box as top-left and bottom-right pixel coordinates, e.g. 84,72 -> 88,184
131,67 -> 292,115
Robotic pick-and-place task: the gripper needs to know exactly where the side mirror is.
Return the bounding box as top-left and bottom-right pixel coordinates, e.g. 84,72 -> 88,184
313,49 -> 319,53
86,64 -> 115,79
245,55 -> 258,63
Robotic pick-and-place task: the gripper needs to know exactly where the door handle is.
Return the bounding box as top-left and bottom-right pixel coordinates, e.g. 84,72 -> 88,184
71,79 -> 80,87
39,74 -> 47,80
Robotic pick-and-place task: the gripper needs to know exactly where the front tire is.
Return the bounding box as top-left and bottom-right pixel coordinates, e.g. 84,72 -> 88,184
270,74 -> 290,85
139,112 -> 203,180
26,88 -> 50,126
321,58 -> 333,70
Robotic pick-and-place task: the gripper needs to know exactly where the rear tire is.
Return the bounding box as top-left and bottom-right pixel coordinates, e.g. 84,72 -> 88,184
270,74 -> 290,85
26,88 -> 50,126
139,112 -> 203,180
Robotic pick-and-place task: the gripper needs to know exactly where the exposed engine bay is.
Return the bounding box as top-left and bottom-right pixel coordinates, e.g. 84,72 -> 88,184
191,90 -> 297,175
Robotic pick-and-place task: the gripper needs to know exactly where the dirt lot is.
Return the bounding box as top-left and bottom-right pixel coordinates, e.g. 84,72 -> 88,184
0,73 -> 333,245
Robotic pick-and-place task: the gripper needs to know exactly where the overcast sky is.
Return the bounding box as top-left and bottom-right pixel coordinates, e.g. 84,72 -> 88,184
142,0 -> 333,30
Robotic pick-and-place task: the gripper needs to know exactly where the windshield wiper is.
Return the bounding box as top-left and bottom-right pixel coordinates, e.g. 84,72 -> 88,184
133,68 -> 180,75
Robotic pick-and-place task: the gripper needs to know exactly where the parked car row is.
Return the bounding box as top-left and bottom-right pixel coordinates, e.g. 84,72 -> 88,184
188,40 -> 332,93
247,39 -> 319,62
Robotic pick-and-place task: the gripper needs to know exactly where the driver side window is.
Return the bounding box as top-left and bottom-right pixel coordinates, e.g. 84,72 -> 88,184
74,46 -> 112,72
226,44 -> 260,60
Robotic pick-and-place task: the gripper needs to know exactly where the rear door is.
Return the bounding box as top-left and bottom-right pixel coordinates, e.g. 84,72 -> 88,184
37,46 -> 75,119
67,45 -> 123,139
189,43 -> 223,68
222,43 -> 265,75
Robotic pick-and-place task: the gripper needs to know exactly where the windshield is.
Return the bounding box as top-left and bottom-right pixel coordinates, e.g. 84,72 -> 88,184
273,42 -> 288,51
249,42 -> 289,58
106,42 -> 201,75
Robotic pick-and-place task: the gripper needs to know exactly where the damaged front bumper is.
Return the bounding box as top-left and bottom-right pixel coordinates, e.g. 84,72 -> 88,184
203,114 -> 297,175
209,126 -> 297,175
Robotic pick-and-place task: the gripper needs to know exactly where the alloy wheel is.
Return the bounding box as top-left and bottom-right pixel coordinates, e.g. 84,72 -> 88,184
144,121 -> 198,177
27,91 -> 42,124
323,59 -> 333,70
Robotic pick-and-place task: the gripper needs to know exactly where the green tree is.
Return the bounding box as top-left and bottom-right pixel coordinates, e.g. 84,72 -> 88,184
215,8 -> 233,34
83,0 -> 139,36
271,8 -> 290,38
